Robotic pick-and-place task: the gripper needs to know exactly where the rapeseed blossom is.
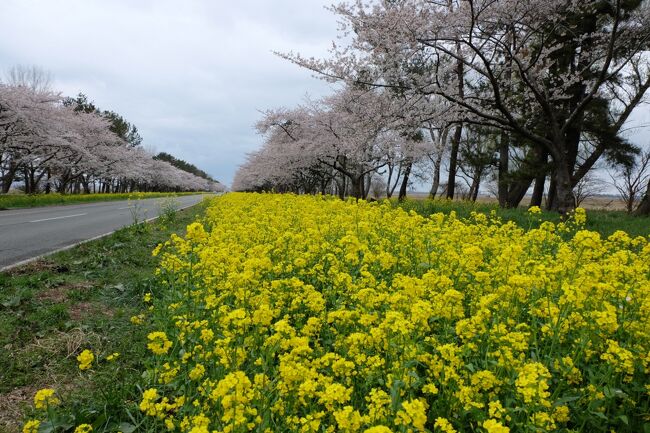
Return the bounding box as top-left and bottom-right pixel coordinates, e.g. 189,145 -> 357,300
73,424 -> 92,433
33,388 -> 59,409
77,349 -> 94,370
134,194 -> 649,432
22,420 -> 40,433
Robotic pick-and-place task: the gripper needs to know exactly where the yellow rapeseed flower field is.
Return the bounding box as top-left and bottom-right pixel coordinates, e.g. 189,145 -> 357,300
142,193 -> 650,432
25,193 -> 650,432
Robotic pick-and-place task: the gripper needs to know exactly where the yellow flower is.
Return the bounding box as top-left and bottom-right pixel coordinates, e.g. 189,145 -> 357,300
106,352 -> 120,362
528,206 -> 541,214
34,388 -> 59,409
22,420 -> 40,433
482,419 -> 509,433
147,331 -> 172,355
74,424 -> 93,433
364,427 -> 393,433
189,363 -> 206,381
515,363 -> 551,404
139,388 -> 159,416
395,399 -> 428,432
434,418 -> 457,433
77,349 -> 94,370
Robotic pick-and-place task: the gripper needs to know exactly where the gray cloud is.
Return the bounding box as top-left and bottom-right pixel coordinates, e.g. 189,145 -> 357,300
0,0 -> 336,185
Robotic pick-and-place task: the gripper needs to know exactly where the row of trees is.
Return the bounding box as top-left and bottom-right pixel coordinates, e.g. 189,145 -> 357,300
154,152 -> 217,183
234,0 -> 650,215
1,66 -> 223,195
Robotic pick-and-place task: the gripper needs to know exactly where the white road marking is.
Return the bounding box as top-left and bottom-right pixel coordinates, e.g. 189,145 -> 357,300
118,206 -> 133,210
29,213 -> 87,223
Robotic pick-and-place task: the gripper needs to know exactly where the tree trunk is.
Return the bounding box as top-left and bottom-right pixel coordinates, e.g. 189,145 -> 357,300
553,161 -> 576,215
469,170 -> 481,202
506,178 -> 535,208
45,169 -> 52,194
1,160 -> 19,193
446,124 -> 462,199
498,131 -> 510,207
530,173 -> 545,207
364,173 -> 372,199
447,42 -> 464,200
351,174 -> 365,200
398,161 -> 412,202
337,173 -> 346,200
633,179 -> 650,216
546,174 -> 557,211
429,153 -> 442,199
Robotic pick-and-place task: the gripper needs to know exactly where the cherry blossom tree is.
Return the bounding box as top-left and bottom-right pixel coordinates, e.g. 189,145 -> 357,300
236,85 -> 432,199
1,82 -> 218,194
283,0 -> 650,214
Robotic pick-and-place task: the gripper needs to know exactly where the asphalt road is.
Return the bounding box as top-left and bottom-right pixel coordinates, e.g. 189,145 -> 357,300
0,194 -> 206,270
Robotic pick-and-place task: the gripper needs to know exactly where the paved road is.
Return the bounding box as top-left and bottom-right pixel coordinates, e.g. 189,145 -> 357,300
0,194 -> 206,270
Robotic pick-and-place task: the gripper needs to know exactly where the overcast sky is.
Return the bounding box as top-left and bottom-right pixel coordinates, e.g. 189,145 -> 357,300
0,0 -> 337,186
1,1 -> 648,191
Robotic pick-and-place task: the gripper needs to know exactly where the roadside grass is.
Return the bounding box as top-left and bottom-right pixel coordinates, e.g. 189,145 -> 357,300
0,192 -> 202,210
396,198 -> 650,238
0,199 -> 210,433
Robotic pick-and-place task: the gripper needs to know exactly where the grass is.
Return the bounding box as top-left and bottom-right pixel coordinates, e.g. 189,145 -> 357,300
396,198 -> 650,238
0,192 -> 202,210
0,199 -> 210,433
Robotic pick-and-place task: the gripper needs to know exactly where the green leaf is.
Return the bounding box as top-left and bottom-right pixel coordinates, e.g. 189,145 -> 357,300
119,422 -> 137,433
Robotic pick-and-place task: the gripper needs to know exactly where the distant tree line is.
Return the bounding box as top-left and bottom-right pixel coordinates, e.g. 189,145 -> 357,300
1,66 -> 224,195
154,152 -> 216,183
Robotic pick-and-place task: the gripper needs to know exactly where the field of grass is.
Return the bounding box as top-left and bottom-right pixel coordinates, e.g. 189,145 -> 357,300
396,198 -> 650,238
0,192 -> 203,210
2,194 -> 648,433
0,199 -> 210,433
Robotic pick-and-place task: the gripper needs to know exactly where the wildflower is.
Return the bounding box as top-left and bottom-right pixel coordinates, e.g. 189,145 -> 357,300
147,331 -> 172,355
74,425 -> 93,433
106,352 -> 120,361
395,399 -> 428,432
601,340 -> 635,380
189,363 -> 206,381
573,207 -> 587,225
77,349 -> 94,370
434,418 -> 457,433
34,388 -> 59,409
22,420 -> 40,433
515,363 -> 551,404
364,427 -> 393,433
139,388 -> 159,416
482,419 -> 509,433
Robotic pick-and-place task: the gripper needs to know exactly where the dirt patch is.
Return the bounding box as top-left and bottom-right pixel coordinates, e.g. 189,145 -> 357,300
0,384 -> 38,432
35,286 -> 68,303
68,301 -> 114,321
0,378 -> 79,433
6,259 -> 69,276
68,302 -> 95,321
36,281 -> 94,304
